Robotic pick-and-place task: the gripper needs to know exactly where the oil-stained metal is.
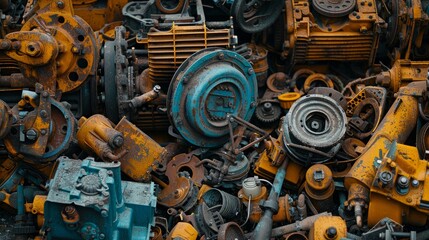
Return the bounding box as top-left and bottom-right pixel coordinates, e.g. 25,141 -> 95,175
1,0 -> 98,94
283,94 -> 347,164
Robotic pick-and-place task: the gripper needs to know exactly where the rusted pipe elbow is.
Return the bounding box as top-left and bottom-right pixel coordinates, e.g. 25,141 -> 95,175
129,85 -> 161,109
104,149 -> 128,161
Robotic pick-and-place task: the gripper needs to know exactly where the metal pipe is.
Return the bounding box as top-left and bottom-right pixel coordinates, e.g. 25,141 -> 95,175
251,158 -> 289,239
271,212 -> 331,237
344,81 -> 425,226
0,74 -> 34,88
17,184 -> 24,216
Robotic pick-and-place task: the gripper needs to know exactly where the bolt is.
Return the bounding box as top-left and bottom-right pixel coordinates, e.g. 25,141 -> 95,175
63,205 -> 77,218
248,68 -> 254,75
313,169 -> 325,181
112,135 -> 124,148
40,129 -> 47,135
0,40 -> 11,50
42,91 -> 49,98
57,1 -> 64,8
99,233 -> 105,239
71,46 -> 79,53
398,176 -> 409,187
101,210 -> 108,217
26,129 -> 38,141
263,102 -> 272,112
218,53 -> 225,60
411,179 -> 419,187
40,110 -> 48,118
153,85 -> 161,93
326,227 -> 337,239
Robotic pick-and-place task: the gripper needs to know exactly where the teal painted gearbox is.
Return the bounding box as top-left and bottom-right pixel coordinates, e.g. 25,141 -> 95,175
43,157 -> 156,240
167,48 -> 258,148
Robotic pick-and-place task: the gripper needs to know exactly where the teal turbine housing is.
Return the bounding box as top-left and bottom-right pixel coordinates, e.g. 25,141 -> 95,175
43,157 -> 156,240
167,48 -> 258,148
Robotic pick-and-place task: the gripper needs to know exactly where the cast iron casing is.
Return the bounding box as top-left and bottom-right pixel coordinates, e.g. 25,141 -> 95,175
43,157 -> 156,240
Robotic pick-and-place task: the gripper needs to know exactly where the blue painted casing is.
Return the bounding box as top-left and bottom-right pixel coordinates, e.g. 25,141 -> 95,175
167,48 -> 258,148
43,157 -> 156,240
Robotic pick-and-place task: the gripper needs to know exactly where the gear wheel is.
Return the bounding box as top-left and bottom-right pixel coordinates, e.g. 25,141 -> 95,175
255,102 -> 282,123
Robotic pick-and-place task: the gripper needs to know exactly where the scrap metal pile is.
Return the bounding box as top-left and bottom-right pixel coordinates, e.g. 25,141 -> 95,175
1,0 -> 429,239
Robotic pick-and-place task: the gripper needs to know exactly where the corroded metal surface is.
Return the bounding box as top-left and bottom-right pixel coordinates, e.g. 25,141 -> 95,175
0,0 -> 429,239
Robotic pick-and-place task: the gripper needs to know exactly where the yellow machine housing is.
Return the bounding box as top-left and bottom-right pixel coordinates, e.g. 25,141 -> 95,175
283,0 -> 383,64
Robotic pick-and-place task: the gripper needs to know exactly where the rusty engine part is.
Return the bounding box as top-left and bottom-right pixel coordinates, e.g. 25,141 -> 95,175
154,153 -> 201,212
100,2 -> 233,132
378,0 -> 429,60
0,0 -> 98,94
283,93 -> 347,165
3,88 -> 76,163
167,48 -> 258,147
238,177 -> 306,223
310,216 -> 347,240
345,82 -> 427,227
281,0 -> 383,64
72,0 -> 128,31
345,86 -> 387,140
231,0 -> 285,33
77,114 -> 168,181
254,135 -> 306,187
343,60 -> 429,96
304,164 -> 335,213
167,222 -> 198,240
4,0 -> 429,239
42,156 -> 157,240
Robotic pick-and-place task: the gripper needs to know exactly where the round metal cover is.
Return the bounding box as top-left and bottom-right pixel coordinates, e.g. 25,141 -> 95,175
167,48 -> 257,148
312,0 -> 356,17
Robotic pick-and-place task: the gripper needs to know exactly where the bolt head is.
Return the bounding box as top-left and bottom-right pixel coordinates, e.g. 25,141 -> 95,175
57,1 -> 64,8
40,110 -> 48,118
112,136 -> 124,148
26,129 -> 38,140
326,227 -> 337,239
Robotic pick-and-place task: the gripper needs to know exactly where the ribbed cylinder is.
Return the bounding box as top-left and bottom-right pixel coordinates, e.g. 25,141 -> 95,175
202,189 -> 242,219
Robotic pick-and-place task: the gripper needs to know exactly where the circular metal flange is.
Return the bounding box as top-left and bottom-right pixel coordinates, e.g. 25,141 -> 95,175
167,48 -> 257,148
231,0 -> 285,33
4,98 -> 76,163
303,73 -> 334,93
312,0 -> 356,17
283,94 -> 347,164
21,10 -> 98,92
